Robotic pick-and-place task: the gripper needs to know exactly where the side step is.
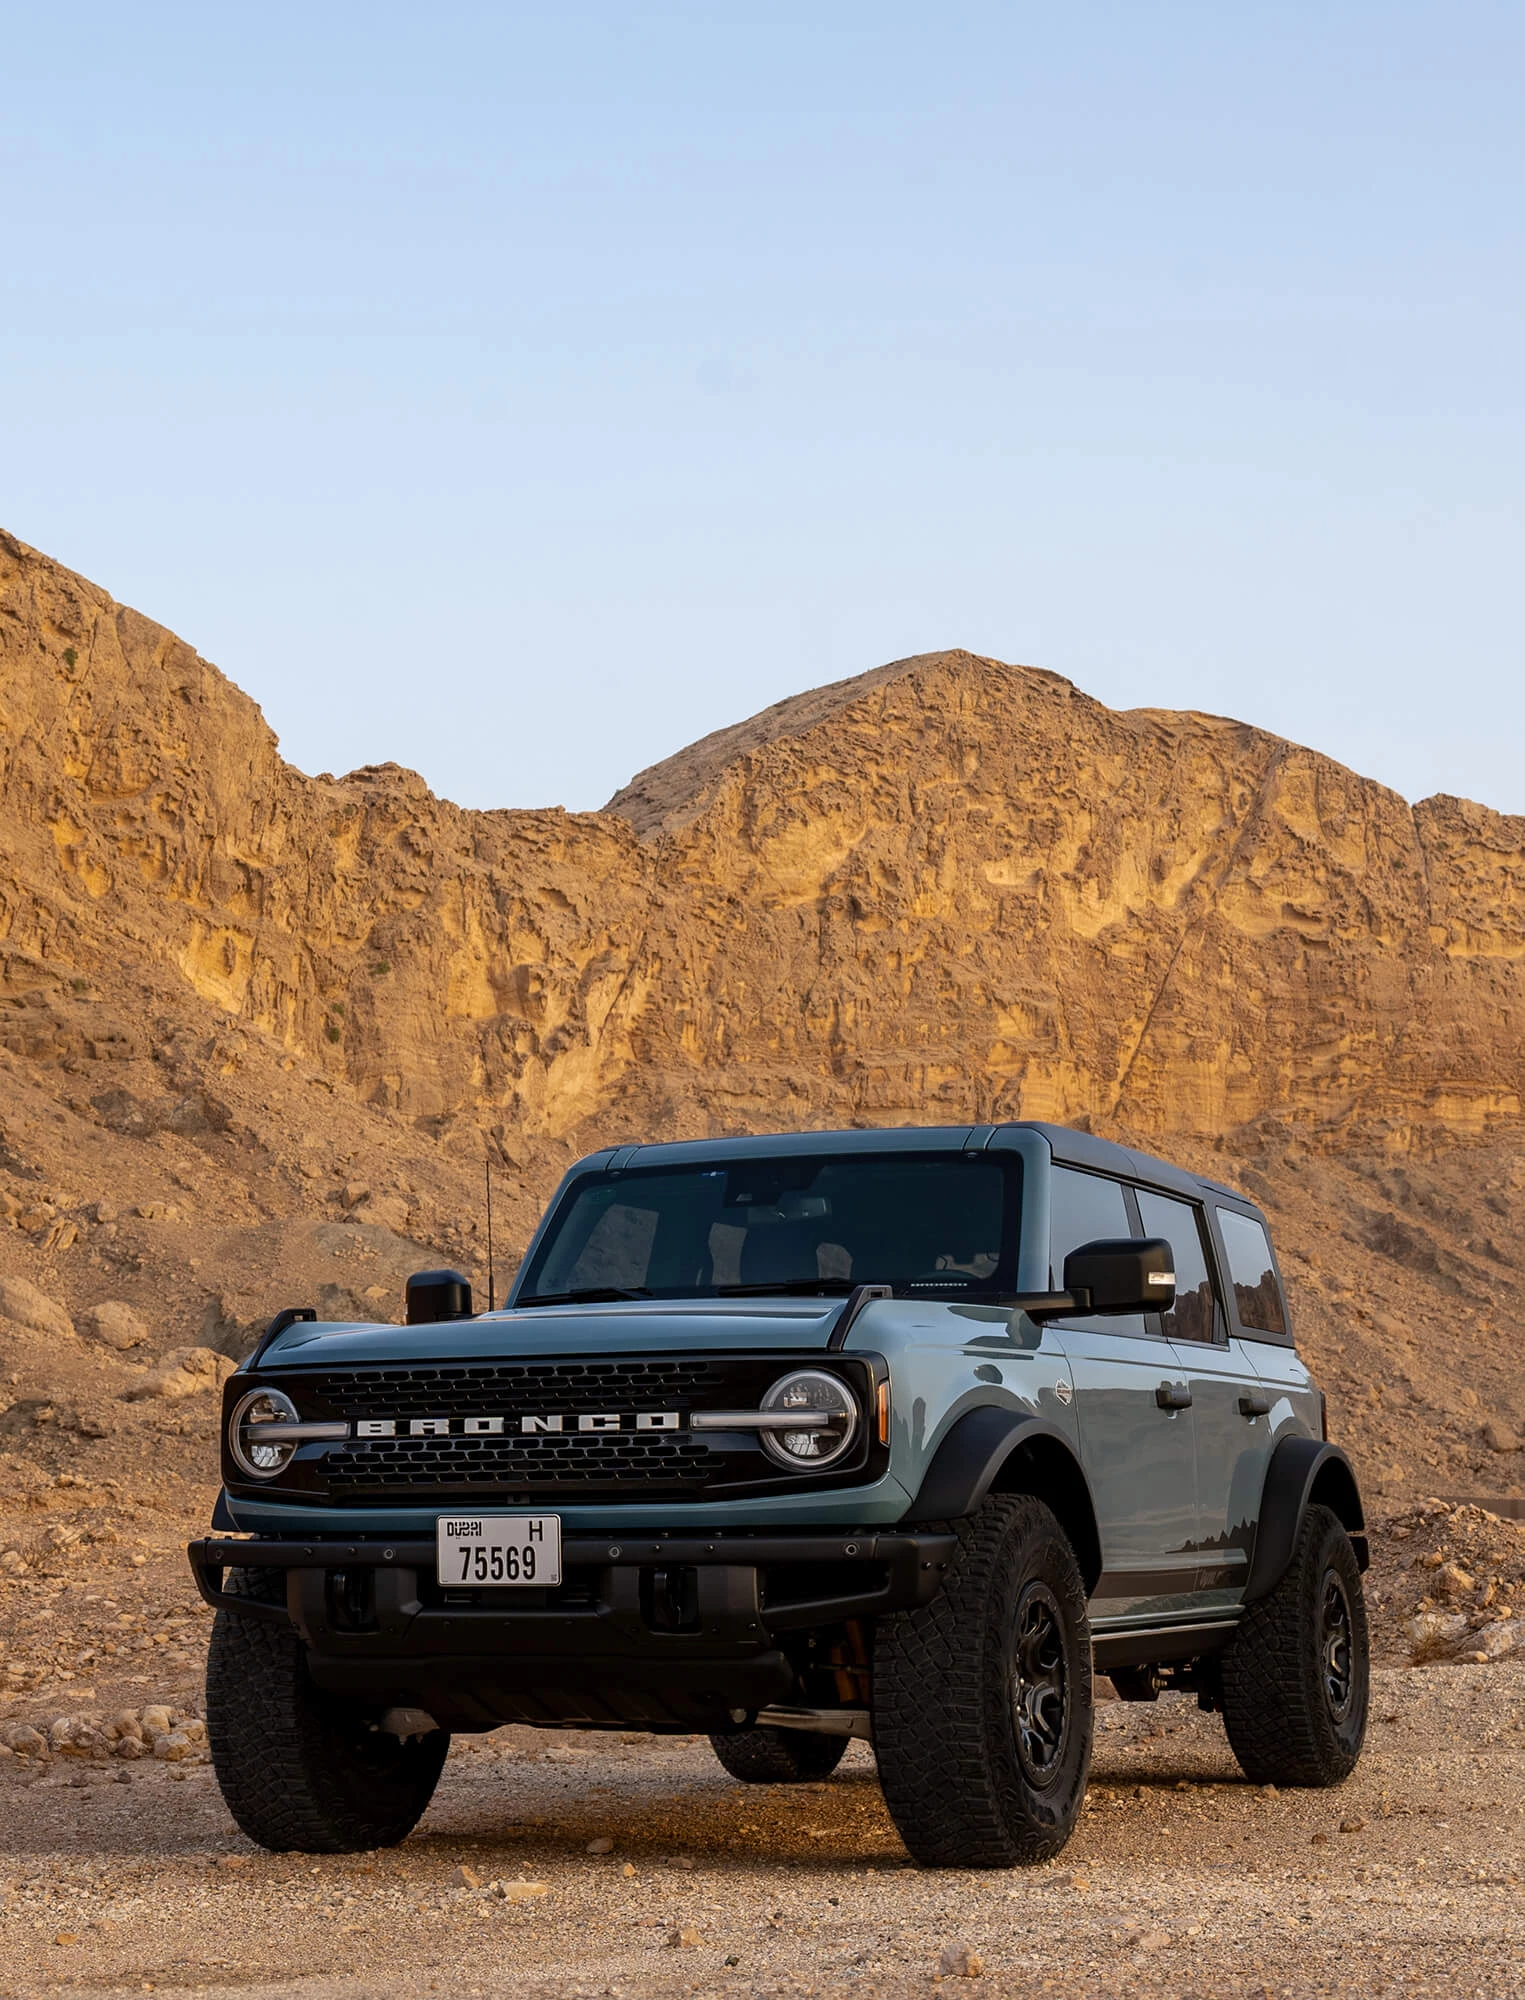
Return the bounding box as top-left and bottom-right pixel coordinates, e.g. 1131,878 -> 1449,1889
755,1705 -> 871,1741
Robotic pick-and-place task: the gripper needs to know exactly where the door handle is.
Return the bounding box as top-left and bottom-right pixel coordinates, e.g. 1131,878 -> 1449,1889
1155,1382 -> 1192,1411
1237,1391 -> 1272,1418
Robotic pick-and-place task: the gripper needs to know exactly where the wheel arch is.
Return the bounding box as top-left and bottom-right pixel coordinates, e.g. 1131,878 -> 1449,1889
900,1406 -> 1103,1595
1244,1436 -> 1368,1604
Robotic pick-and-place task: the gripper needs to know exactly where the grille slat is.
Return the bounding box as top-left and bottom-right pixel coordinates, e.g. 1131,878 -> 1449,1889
304,1359 -> 725,1422
327,1433 -> 709,1494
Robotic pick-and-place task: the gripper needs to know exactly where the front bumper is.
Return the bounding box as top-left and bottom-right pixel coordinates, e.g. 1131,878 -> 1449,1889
188,1527 -> 957,1732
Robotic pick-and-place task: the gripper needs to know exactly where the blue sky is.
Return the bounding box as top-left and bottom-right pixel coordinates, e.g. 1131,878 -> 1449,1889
3,4 -> 1521,814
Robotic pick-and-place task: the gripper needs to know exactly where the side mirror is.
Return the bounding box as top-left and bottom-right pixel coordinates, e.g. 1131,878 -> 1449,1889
405,1268 -> 474,1324
1062,1237 -> 1176,1316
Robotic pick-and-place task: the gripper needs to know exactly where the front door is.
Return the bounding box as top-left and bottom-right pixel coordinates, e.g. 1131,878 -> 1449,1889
1047,1166 -> 1200,1626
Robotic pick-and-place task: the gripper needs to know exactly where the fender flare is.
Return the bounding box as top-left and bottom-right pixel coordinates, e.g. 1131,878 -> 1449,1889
900,1407 -> 1102,1592
1244,1436 -> 1368,1604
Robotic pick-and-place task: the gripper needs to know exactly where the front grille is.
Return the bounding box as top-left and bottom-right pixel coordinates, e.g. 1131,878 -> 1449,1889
303,1358 -> 727,1420
231,1351 -> 882,1505
325,1431 -> 710,1495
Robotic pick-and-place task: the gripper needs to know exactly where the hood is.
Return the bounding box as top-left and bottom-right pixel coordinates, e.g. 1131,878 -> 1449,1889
253,1295 -> 849,1370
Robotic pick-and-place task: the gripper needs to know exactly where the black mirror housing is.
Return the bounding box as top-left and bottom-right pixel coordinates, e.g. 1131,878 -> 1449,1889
1062,1237 -> 1176,1316
405,1268 -> 474,1324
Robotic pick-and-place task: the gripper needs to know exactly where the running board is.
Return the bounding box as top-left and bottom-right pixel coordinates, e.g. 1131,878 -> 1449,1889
755,1705 -> 872,1741
1092,1618 -> 1240,1673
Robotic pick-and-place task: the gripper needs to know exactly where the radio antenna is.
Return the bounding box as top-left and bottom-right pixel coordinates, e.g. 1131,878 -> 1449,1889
485,1159 -> 495,1312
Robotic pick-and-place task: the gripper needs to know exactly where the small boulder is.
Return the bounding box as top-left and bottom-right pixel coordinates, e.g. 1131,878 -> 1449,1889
121,1346 -> 236,1402
1409,1611 -> 1469,1663
1482,1420 -> 1522,1454
0,1276 -> 74,1342
79,1301 -> 149,1351
1469,1621 -> 1518,1661
938,1942 -> 985,1978
498,1881 -> 547,1903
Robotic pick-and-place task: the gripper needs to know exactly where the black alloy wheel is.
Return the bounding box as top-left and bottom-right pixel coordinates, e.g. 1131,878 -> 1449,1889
1012,1581 -> 1069,1785
1320,1568 -> 1355,1720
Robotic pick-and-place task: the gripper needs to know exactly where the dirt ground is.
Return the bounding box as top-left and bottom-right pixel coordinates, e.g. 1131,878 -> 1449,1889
0,1652 -> 1520,2000
3,1491 -> 1524,1997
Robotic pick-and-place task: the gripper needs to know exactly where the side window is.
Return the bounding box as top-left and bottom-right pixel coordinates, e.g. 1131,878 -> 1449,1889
1135,1189 -> 1219,1345
1215,1209 -> 1288,1337
1049,1166 -> 1146,1337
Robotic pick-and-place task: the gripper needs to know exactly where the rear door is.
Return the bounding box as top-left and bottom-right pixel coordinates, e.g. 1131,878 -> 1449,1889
1047,1166 -> 1200,1624
1211,1204 -> 1324,1445
1134,1187 -> 1270,1611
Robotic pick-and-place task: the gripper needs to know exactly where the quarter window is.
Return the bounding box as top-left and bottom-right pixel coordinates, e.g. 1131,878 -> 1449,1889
1215,1209 -> 1288,1337
1134,1189 -> 1219,1345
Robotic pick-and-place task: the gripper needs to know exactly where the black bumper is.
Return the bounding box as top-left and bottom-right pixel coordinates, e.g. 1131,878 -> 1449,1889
187,1528 -> 957,1732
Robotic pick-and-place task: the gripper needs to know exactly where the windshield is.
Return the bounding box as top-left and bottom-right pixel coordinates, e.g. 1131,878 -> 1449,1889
517,1152 -> 1022,1304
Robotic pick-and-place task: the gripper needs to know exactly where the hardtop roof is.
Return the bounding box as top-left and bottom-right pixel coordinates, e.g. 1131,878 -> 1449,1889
585,1122 -> 1259,1214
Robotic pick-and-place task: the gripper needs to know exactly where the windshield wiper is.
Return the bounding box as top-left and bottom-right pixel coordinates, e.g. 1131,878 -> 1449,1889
518,1286 -> 654,1307
709,1279 -> 859,1298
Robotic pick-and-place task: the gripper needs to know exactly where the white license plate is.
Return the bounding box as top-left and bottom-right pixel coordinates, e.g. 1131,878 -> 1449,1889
435,1513 -> 562,1587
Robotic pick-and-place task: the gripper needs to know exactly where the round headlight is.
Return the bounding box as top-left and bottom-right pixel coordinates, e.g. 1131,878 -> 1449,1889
760,1369 -> 858,1470
229,1387 -> 300,1480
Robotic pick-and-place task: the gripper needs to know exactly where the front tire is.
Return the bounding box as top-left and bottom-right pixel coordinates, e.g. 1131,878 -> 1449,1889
1220,1503 -> 1369,1787
206,1569 -> 450,1852
708,1727 -> 850,1782
874,1495 -> 1093,1867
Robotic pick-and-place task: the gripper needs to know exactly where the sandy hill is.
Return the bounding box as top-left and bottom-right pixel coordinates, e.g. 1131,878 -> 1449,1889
0,524 -> 1522,1535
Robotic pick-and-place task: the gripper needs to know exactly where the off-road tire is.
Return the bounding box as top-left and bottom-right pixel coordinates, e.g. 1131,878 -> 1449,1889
206,1567 -> 450,1852
708,1726 -> 850,1783
874,1494 -> 1093,1868
1220,1503 -> 1369,1787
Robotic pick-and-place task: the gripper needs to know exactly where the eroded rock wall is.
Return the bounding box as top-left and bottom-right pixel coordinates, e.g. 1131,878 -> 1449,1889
3,532 -> 1523,1162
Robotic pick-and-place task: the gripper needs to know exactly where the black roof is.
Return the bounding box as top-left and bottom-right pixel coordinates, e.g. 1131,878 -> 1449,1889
590,1121 -> 1260,1214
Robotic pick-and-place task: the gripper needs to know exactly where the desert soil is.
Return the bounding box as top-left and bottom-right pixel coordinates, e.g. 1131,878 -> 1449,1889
3,1500 -> 1524,1999
1,1661 -> 1522,1999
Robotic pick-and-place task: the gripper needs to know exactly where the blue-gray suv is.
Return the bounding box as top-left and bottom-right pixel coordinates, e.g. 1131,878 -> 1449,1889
191,1122 -> 1370,1866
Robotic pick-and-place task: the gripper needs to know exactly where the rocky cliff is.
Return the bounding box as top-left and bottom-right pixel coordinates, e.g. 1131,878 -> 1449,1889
6,531 -> 1523,1160
1,528 -> 1523,1500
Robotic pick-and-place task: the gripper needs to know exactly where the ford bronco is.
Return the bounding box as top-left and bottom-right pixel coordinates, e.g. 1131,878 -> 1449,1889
190,1123 -> 1369,1866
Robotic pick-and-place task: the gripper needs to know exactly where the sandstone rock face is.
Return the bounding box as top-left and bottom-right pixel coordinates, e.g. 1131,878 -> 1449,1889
1,529 -> 1524,1500
3,531 -> 1523,1155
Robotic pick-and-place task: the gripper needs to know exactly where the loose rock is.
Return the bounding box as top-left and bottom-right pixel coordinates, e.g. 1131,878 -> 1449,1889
0,1277 -> 74,1343
79,1301 -> 149,1350
120,1347 -> 236,1402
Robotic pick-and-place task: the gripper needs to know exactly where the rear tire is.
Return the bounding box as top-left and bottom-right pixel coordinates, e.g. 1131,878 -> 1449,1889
206,1568 -> 449,1852
1220,1503 -> 1369,1787
708,1727 -> 850,1783
874,1494 -> 1093,1867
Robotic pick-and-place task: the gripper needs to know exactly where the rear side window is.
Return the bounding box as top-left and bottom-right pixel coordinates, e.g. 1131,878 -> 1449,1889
1216,1209 -> 1287,1337
1135,1189 -> 1219,1344
1049,1166 -> 1145,1337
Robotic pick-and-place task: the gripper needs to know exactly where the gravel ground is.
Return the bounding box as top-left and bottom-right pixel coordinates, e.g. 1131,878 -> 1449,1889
2,1663 -> 1522,1999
